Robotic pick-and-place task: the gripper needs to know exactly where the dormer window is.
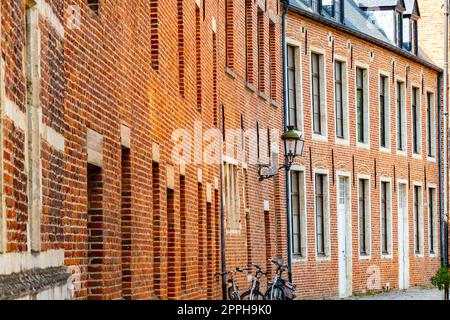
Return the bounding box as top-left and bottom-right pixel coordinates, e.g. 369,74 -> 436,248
403,0 -> 420,54
306,0 -> 344,23
395,11 -> 403,47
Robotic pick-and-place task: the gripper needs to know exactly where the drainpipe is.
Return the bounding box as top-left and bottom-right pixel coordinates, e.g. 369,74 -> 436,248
444,0 -> 449,268
281,0 -> 292,283
439,73 -> 447,268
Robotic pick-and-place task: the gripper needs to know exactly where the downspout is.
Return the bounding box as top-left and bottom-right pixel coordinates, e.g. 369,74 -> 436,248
281,0 -> 292,283
438,73 -> 447,267
444,0 -> 449,268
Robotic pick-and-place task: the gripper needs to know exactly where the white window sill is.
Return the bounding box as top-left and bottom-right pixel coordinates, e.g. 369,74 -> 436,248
316,255 -> 331,262
414,253 -> 424,258
356,142 -> 370,150
359,254 -> 371,261
396,149 -> 407,157
427,156 -> 437,163
293,256 -> 307,264
312,133 -> 328,142
381,253 -> 393,260
379,146 -> 391,154
429,253 -> 438,258
335,137 -> 350,146
412,153 -> 423,160
226,229 -> 241,235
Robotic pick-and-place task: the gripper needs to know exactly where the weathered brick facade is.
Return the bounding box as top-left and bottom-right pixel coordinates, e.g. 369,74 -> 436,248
0,0 -> 446,301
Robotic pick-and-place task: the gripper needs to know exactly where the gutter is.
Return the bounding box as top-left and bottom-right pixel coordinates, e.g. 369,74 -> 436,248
281,0 -> 293,284
288,5 -> 443,73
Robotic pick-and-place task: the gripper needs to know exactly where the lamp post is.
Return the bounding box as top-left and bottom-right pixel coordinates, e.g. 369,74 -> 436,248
258,126 -> 304,284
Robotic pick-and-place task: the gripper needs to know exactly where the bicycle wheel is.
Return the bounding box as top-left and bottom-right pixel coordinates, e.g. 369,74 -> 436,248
241,290 -> 266,301
265,285 -> 285,301
228,287 -> 241,300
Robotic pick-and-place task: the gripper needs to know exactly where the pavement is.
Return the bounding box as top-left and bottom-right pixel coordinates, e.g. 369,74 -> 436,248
346,287 -> 443,300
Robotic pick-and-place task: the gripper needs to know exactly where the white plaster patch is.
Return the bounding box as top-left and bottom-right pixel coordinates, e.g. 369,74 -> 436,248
36,0 -> 64,39
42,124 -> 65,153
206,183 -> 212,203
167,165 -> 175,190
0,250 -> 65,276
4,97 -> 27,131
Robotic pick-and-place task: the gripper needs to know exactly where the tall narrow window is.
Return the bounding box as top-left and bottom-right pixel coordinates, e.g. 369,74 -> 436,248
315,173 -> 328,256
380,75 -> 389,148
197,183 -> 205,287
150,0 -> 159,70
167,188 -> 176,299
414,185 -> 423,254
397,81 -> 406,151
225,0 -> 234,69
412,87 -> 421,155
177,0 -> 185,96
427,92 -> 436,157
152,162 -> 161,299
380,181 -> 391,255
312,0 -> 320,12
356,67 -> 368,144
87,164 -> 104,299
429,187 -> 436,254
245,0 -> 254,85
291,171 -> 305,257
121,148 -> 131,299
269,21 -> 277,101
196,5 -> 202,108
335,61 -> 344,139
312,53 -> 323,134
287,46 -> 298,129
396,11 -> 403,47
180,175 -> 187,290
359,178 -> 370,256
257,9 -> 265,94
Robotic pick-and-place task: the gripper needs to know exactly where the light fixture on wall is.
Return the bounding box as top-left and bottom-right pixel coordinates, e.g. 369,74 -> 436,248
258,126 -> 304,181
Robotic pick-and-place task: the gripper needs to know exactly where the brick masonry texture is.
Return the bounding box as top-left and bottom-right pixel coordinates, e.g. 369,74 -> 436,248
0,0 -> 446,301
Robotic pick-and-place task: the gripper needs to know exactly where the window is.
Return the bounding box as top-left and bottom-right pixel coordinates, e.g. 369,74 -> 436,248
380,180 -> 392,256
322,0 -> 334,16
356,67 -> 368,144
311,0 -> 320,13
121,147 -> 131,299
335,61 -> 344,139
427,92 -> 436,158
213,32 -> 218,126
196,5 -> 202,107
311,52 -> 326,136
335,0 -> 343,22
287,45 -> 301,129
395,11 -> 403,47
257,9 -> 265,94
87,0 -> 99,14
359,178 -> 370,256
152,162 -> 161,298
180,176 -> 187,289
379,75 -> 390,149
397,81 -> 406,152
414,185 -> 423,255
315,173 -> 329,257
412,87 -> 421,155
428,187 -> 437,255
291,171 -> 306,257
167,188 -> 176,299
412,19 -> 418,54
403,17 -> 411,51
245,0 -> 254,84
224,163 -> 240,231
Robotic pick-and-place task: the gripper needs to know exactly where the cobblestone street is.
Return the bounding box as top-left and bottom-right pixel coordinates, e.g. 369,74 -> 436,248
346,288 -> 443,300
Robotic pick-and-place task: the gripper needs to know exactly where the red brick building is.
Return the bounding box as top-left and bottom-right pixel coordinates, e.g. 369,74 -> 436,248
0,0 -> 446,301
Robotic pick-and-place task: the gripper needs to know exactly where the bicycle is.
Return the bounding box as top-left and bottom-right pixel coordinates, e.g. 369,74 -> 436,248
240,264 -> 267,300
215,268 -> 245,300
265,259 -> 297,300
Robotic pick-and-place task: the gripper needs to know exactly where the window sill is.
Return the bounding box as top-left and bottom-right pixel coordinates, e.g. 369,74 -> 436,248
316,254 -> 331,262
293,255 -> 307,264
270,100 -> 279,108
356,142 -> 370,150
335,137 -> 350,146
396,149 -> 407,157
245,82 -> 256,93
226,228 -> 241,235
379,146 -> 391,154
381,253 -> 393,260
258,91 -> 269,101
427,156 -> 437,163
412,153 -> 423,160
429,252 -> 438,258
225,67 -> 237,79
414,252 -> 424,258
312,133 -> 328,143
359,254 -> 371,260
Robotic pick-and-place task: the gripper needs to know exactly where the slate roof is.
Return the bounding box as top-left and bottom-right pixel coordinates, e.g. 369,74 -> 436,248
404,0 -> 420,16
356,0 -> 405,9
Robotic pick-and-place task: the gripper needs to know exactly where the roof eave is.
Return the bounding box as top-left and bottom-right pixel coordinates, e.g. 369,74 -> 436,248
287,5 -> 442,73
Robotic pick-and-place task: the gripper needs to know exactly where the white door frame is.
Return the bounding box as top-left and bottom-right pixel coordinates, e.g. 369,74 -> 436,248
397,180 -> 409,290
337,172 -> 352,298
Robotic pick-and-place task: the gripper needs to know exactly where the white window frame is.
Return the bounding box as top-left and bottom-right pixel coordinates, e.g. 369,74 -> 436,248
427,184 -> 438,258
413,181 -> 424,257
396,78 -> 407,156
334,55 -> 350,145
379,70 -> 391,153
358,174 -> 371,260
286,39 -> 304,134
310,47 -> 328,142
313,168 -> 331,261
426,89 -> 437,161
224,162 -> 241,234
355,62 -> 370,149
290,165 -> 308,262
411,84 -> 422,159
380,177 -> 393,259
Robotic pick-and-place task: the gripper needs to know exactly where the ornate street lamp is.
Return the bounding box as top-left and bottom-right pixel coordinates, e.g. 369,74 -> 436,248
258,126 -> 304,181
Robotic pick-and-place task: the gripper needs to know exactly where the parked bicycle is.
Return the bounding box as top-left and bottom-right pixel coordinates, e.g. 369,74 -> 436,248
215,268 -> 245,300
265,259 -> 297,300
240,264 -> 267,300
